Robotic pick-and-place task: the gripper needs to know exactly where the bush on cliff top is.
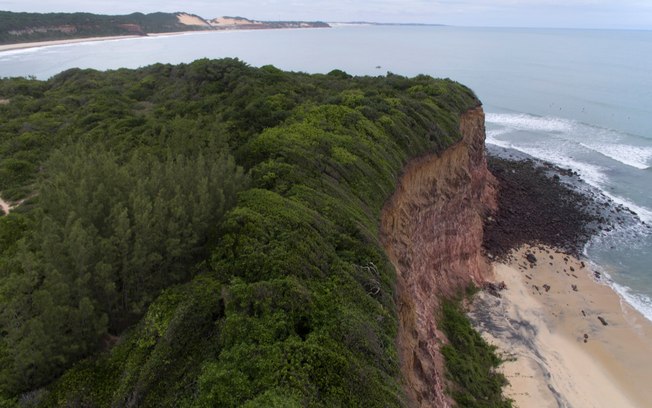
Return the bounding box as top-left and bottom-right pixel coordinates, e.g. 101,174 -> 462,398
0,59 -> 479,406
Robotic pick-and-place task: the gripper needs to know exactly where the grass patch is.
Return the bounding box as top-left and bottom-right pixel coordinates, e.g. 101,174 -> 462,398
440,299 -> 512,408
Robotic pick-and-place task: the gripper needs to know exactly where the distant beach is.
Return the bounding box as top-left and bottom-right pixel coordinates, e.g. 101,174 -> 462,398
0,32 -> 204,53
0,35 -> 143,52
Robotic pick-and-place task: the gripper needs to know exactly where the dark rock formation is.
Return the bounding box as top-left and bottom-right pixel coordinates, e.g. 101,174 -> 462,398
483,156 -> 606,259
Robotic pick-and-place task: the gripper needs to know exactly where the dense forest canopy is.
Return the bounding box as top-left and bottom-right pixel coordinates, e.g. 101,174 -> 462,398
0,59 -> 479,407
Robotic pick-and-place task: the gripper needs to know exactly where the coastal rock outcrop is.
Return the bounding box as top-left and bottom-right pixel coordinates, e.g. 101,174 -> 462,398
381,107 -> 497,407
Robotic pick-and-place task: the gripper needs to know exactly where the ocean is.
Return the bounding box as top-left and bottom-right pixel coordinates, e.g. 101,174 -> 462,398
1,25 -> 651,321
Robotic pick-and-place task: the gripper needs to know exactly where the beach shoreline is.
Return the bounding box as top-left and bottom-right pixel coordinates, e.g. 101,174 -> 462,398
0,35 -> 150,53
0,31 -> 210,53
472,245 -> 652,408
0,25 -> 333,54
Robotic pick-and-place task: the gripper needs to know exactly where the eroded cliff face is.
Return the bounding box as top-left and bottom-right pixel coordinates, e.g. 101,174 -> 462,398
381,107 -> 497,407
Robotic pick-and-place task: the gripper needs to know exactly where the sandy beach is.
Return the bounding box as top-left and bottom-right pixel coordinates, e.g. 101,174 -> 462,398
471,245 -> 652,408
0,32 -> 202,53
0,35 -> 147,52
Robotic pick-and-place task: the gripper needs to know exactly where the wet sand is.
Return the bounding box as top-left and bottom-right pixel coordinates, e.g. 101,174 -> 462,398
0,35 -> 145,52
471,245 -> 652,408
0,32 -> 200,53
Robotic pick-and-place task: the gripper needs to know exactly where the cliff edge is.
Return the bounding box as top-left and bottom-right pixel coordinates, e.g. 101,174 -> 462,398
381,107 -> 497,407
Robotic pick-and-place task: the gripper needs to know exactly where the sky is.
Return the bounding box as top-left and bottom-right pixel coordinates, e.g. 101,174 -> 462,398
2,0 -> 651,29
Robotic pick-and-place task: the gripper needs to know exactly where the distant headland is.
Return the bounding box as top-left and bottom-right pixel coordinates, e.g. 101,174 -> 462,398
333,21 -> 445,27
0,11 -> 330,47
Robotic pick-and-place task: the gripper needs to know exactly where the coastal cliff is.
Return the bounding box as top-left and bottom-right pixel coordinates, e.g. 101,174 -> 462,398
381,107 -> 497,407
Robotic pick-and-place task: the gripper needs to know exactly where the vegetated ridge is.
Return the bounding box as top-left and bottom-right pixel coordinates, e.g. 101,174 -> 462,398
0,11 -> 329,45
0,59 -> 497,407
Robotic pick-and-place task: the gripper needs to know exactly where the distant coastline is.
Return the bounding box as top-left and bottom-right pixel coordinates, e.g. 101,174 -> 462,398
0,34 -> 143,52
0,10 -> 329,50
331,21 -> 446,27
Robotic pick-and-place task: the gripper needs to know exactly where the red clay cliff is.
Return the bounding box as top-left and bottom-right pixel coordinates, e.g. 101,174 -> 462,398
381,107 -> 497,407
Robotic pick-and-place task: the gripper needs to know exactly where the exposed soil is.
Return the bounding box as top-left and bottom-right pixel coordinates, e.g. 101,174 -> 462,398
0,196 -> 11,215
382,107 -> 495,408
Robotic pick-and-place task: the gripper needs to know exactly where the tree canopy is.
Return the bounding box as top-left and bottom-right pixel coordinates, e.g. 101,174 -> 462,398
0,59 -> 479,407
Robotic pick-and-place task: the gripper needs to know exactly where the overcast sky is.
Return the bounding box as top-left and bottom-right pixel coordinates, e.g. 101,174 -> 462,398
2,0 -> 651,29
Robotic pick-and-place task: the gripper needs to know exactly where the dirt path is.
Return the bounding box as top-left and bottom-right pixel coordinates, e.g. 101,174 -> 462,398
0,196 -> 12,215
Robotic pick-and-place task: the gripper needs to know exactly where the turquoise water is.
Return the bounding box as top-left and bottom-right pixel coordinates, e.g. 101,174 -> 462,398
1,25 -> 651,319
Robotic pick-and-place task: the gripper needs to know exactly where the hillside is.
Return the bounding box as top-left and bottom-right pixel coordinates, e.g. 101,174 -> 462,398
0,11 -> 329,45
0,60 -> 508,407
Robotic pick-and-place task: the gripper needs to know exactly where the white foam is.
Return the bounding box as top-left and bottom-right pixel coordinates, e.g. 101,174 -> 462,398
486,111 -> 652,224
579,142 -> 652,170
486,114 -> 652,326
0,46 -> 44,59
485,138 -> 512,149
579,258 -> 652,325
486,112 -> 574,133
486,128 -> 509,138
485,128 -> 513,149
503,143 -> 610,187
486,112 -> 652,171
600,191 -> 652,224
0,35 -> 162,60
504,143 -> 652,224
607,276 -> 652,324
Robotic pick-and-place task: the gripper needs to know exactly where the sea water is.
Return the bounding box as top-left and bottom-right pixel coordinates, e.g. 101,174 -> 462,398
1,25 -> 651,320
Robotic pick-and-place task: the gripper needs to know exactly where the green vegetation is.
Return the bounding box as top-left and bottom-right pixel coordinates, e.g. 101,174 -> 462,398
0,11 -> 208,45
440,298 -> 513,408
0,59 -> 479,406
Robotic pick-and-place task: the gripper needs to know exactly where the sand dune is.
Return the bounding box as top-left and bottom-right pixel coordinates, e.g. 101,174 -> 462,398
176,13 -> 211,27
